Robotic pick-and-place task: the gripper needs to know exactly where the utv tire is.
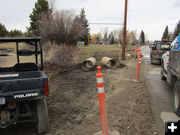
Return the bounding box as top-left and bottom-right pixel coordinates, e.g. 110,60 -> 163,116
173,80 -> 180,116
36,99 -> 49,133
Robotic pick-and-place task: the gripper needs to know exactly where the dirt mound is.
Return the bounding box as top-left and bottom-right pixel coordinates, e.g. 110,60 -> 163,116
44,62 -> 80,79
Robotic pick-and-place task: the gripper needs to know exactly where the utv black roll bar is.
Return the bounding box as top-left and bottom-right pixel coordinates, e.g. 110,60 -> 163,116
0,37 -> 41,42
0,37 -> 43,70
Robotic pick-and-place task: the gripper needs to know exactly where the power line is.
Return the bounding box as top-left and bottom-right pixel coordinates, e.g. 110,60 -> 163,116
89,23 -> 123,25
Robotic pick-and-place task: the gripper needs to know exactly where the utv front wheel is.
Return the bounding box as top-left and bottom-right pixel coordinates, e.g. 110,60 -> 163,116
36,99 -> 49,133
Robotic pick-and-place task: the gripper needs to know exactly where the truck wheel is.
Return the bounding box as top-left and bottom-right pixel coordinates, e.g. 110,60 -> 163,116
173,80 -> 180,116
151,59 -> 153,64
161,69 -> 166,80
170,75 -> 176,90
159,59 -> 161,65
161,61 -> 166,80
36,99 -> 49,133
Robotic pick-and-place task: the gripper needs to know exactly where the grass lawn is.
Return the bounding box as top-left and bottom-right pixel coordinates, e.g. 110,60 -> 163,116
78,44 -> 135,62
0,43 -> 29,53
0,42 -> 136,65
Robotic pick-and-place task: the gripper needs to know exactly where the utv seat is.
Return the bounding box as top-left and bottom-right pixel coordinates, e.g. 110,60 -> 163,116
0,67 -> 14,73
14,63 -> 38,72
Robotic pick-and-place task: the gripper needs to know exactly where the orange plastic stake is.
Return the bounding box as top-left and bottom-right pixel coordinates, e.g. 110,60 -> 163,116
137,47 -> 140,57
96,66 -> 109,135
134,47 -> 138,59
136,53 -> 142,80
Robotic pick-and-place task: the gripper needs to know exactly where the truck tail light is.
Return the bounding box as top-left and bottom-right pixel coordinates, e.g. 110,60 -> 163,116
45,82 -> 49,96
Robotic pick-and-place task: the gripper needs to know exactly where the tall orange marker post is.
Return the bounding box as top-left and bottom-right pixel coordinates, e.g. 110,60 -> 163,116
134,47 -> 141,59
96,66 -> 109,135
134,47 -> 138,59
137,47 -> 140,57
136,53 -> 142,80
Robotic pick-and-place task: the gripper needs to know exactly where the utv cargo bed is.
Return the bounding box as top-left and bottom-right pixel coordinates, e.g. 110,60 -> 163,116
0,37 -> 49,133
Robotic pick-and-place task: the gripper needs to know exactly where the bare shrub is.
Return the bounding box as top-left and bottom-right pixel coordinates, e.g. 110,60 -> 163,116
39,10 -> 85,45
45,44 -> 79,68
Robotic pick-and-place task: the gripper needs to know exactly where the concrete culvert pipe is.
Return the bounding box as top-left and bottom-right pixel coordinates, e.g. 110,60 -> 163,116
101,57 -> 118,68
81,57 -> 96,71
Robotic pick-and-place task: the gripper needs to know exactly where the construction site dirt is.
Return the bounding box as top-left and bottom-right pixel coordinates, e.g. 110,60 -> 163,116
0,59 -> 156,135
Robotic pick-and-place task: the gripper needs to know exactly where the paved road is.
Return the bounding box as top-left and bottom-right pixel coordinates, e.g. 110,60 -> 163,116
141,46 -> 180,135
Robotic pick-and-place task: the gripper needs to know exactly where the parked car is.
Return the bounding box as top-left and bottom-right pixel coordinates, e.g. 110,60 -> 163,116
0,37 -> 49,133
150,40 -> 170,64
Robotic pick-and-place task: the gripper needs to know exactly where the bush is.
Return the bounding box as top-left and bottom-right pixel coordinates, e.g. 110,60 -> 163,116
39,10 -> 86,45
45,44 -> 79,68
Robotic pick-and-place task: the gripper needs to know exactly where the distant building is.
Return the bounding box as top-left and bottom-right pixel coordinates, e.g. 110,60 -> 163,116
77,41 -> 85,47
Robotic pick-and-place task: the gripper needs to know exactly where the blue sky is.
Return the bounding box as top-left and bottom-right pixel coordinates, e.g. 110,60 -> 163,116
0,0 -> 180,40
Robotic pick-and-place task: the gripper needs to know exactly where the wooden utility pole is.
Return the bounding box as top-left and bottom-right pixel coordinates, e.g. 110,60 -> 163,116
87,33 -> 90,56
122,0 -> 128,60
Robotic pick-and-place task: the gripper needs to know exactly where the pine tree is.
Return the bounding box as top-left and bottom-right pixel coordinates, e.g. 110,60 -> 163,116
79,8 -> 89,45
103,32 -> 108,43
27,0 -> 49,36
139,30 -> 145,45
173,20 -> 180,40
162,25 -> 169,40
0,23 -> 8,37
8,29 -> 22,37
168,32 -> 174,41
108,32 -> 114,44
110,35 -> 115,44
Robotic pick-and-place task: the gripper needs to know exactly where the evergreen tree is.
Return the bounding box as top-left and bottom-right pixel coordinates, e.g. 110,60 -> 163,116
139,30 -> 145,45
27,0 -> 49,36
8,29 -> 22,37
168,32 -> 174,41
108,32 -> 114,44
162,25 -> 169,40
103,32 -> 108,43
0,23 -> 8,37
79,8 -> 89,45
173,20 -> 180,40
110,35 -> 115,44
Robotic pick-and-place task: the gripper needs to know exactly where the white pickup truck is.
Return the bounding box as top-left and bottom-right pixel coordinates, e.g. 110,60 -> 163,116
161,51 -> 169,80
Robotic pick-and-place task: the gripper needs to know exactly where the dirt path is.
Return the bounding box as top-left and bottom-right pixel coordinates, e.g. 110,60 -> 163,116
0,59 -> 155,135
45,59 -> 155,135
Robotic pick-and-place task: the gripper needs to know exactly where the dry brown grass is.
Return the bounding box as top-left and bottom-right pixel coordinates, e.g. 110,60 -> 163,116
78,44 -> 135,62
45,45 -> 79,67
